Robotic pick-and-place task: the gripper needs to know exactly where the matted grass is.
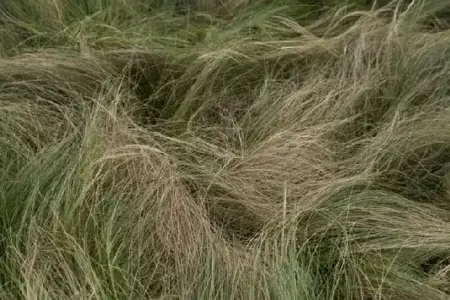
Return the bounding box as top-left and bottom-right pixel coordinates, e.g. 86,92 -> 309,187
1,0 -> 450,299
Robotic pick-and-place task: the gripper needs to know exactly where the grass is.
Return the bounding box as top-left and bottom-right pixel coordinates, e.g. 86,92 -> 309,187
1,0 -> 450,299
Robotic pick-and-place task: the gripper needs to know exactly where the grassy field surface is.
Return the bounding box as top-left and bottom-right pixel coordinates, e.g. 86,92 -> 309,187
1,0 -> 450,299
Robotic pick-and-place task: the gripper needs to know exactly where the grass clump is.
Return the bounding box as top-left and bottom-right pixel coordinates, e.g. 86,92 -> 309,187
2,0 -> 450,299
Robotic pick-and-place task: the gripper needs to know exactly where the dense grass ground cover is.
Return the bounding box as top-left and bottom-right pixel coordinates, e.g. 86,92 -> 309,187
1,0 -> 450,299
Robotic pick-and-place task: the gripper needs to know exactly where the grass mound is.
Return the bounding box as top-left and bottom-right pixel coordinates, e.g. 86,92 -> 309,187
2,0 -> 450,299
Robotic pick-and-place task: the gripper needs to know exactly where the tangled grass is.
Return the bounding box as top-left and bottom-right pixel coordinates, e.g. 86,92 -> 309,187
1,0 -> 450,299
